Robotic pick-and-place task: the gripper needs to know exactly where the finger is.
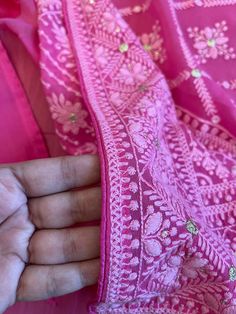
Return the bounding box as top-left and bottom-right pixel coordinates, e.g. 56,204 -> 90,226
29,187 -> 101,229
9,155 -> 100,197
17,259 -> 99,301
29,226 -> 100,265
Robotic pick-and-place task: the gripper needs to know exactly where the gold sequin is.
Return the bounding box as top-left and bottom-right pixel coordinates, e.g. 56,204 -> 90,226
143,44 -> 152,51
69,113 -> 77,123
133,5 -> 142,13
161,230 -> 169,238
191,69 -> 202,78
229,266 -> 236,281
186,220 -> 199,235
119,43 -> 129,53
211,115 -> 220,124
207,39 -> 216,47
138,84 -> 148,92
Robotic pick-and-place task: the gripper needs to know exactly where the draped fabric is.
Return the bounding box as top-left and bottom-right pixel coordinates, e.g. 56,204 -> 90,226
0,0 -> 20,18
1,0 -> 236,313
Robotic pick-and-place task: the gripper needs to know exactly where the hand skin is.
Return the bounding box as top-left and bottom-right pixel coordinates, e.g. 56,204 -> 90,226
0,155 -> 101,314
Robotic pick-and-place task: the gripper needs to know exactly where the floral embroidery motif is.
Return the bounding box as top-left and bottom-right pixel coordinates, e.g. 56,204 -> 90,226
182,255 -> 208,279
37,0 -> 97,155
221,79 -> 236,90
118,0 -> 152,17
188,21 -> 236,64
140,22 -> 166,64
128,121 -> 148,149
47,93 -> 89,135
144,212 -> 163,257
118,63 -> 146,85
95,46 -> 108,67
83,0 -> 95,14
102,11 -> 125,33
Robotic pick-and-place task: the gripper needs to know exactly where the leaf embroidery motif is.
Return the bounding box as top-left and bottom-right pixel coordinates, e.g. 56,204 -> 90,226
145,212 -> 163,235
144,239 -> 162,257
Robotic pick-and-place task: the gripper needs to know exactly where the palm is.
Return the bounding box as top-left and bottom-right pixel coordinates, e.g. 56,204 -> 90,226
0,156 -> 101,314
0,169 -> 34,313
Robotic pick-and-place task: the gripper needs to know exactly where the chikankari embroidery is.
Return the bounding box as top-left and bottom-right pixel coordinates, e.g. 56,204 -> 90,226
188,21 -> 236,64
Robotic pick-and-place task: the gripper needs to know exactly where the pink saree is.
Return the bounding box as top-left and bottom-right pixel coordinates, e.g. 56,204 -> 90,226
1,0 -> 236,313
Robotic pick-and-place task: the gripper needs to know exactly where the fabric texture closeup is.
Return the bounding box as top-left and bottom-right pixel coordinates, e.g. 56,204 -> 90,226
1,0 -> 236,313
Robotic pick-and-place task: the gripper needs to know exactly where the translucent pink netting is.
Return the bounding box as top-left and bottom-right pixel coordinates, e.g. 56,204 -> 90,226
1,0 -> 236,313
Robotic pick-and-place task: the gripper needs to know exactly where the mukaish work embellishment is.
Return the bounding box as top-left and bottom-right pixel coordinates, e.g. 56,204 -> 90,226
48,94 -> 89,135
119,43 -> 129,53
191,69 -> 202,78
143,44 -> 151,51
69,113 -> 77,123
186,220 -> 199,235
138,84 -> 148,93
211,115 -> 220,124
161,230 -> 169,238
133,5 -> 142,13
229,266 -> 236,281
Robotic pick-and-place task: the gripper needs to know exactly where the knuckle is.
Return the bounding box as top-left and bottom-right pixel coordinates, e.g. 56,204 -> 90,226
60,157 -> 76,186
74,192 -> 87,221
16,276 -> 27,301
28,236 -> 37,263
73,186 -> 101,221
0,168 -> 17,196
0,167 -> 11,176
0,168 -> 26,222
63,229 -> 78,261
46,267 -> 58,298
79,259 -> 100,288
28,199 -> 42,228
93,186 -> 102,203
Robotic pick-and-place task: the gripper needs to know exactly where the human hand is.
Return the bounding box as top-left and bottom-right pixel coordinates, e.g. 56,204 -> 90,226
0,155 -> 101,313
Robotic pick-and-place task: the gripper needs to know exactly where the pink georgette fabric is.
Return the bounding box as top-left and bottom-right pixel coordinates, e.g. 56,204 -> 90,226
1,0 -> 236,313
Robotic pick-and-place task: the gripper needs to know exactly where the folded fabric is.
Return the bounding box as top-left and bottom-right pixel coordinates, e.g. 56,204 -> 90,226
0,0 -> 20,18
